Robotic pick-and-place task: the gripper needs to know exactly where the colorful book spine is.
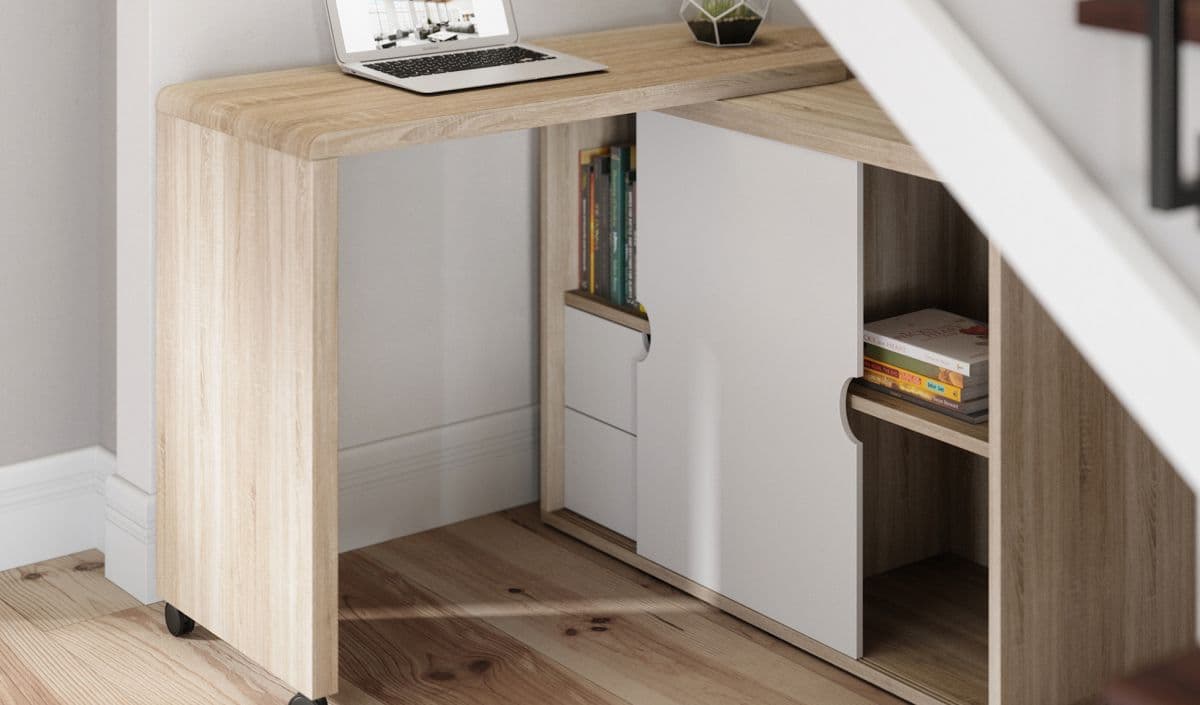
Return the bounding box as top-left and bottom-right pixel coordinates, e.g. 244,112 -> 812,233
863,357 -> 984,402
579,147 -> 607,295
861,381 -> 988,424
625,157 -> 637,307
863,330 -> 982,377
594,156 -> 611,299
610,146 -> 628,306
863,343 -> 982,389
861,369 -> 988,414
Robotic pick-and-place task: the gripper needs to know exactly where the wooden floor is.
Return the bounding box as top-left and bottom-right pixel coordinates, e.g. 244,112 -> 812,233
0,506 -> 906,705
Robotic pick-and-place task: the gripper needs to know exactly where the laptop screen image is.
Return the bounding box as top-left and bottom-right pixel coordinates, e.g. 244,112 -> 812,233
336,0 -> 512,54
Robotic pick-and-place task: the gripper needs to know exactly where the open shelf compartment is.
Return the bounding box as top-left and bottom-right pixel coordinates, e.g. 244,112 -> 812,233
854,165 -> 991,705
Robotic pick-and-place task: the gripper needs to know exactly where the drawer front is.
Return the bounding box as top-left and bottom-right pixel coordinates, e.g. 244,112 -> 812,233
564,408 -> 637,539
565,306 -> 647,435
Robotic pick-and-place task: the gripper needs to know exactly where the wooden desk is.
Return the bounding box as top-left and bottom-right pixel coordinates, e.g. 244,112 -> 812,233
155,24 -> 845,703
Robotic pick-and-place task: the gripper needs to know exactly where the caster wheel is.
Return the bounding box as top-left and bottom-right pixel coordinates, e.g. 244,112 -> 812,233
164,603 -> 196,637
288,695 -> 328,705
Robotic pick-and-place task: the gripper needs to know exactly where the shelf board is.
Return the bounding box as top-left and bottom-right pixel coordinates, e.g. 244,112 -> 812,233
564,290 -> 650,334
849,383 -> 989,458
663,79 -> 937,181
1078,0 -> 1200,42
864,554 -> 989,705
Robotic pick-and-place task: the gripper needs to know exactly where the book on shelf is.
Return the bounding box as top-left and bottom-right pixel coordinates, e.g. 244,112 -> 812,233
861,369 -> 989,415
577,143 -> 638,311
863,342 -> 985,389
859,379 -> 989,425
863,357 -> 985,402
863,308 -> 989,378
579,147 -> 607,295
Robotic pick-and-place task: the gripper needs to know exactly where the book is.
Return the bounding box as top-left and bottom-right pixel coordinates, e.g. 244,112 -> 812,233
862,369 -> 989,414
594,155 -> 611,299
860,380 -> 989,425
610,146 -> 629,306
625,152 -> 637,307
863,342 -> 985,389
863,357 -> 986,402
863,309 -> 989,377
579,147 -> 608,295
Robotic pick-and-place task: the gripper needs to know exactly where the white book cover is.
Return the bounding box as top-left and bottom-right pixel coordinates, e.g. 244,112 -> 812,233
863,308 -> 989,376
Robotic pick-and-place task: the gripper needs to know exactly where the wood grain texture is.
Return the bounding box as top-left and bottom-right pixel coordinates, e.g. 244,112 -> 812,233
1078,0 -> 1200,42
539,509 -> 953,705
1105,648 -> 1200,705
990,252 -> 1196,705
664,79 -> 935,180
539,116 -> 636,515
863,555 -> 987,705
848,383 -> 988,458
0,551 -> 139,633
858,165 -> 990,575
156,25 -> 847,160
365,511 -> 903,705
156,115 -> 339,699
338,551 -> 625,705
0,518 -> 913,705
564,291 -> 650,334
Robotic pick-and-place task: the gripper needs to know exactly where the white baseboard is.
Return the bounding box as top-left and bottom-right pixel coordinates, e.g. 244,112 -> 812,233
7,408 -> 536,601
104,473 -> 157,603
0,447 -> 115,573
339,406 -> 538,552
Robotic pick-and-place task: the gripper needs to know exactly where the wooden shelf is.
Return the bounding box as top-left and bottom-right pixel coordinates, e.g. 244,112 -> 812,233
1078,0 -> 1200,42
849,382 -> 989,458
864,555 -> 988,705
564,290 -> 650,334
664,79 -> 936,181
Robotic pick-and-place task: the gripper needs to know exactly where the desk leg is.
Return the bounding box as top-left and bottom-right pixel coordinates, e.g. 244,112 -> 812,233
156,115 -> 339,701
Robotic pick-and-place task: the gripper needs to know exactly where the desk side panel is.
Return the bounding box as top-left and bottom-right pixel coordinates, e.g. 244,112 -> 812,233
156,115 -> 339,699
990,254 -> 1195,705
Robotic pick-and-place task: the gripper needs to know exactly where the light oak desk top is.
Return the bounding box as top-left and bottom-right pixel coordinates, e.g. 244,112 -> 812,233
155,23 -> 849,704
156,24 -> 846,160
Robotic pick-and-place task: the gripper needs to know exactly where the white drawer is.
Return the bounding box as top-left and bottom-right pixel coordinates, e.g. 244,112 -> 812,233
565,306 -> 647,435
565,408 -> 637,540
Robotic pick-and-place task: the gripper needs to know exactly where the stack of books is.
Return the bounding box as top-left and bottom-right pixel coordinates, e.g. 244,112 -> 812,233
861,308 -> 989,424
579,144 -> 638,310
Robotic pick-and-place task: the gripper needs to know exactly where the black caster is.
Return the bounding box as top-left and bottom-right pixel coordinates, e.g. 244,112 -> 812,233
164,603 -> 196,637
289,695 -> 328,705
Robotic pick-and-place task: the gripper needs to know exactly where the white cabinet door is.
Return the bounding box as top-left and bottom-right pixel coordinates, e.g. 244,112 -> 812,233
635,111 -> 863,658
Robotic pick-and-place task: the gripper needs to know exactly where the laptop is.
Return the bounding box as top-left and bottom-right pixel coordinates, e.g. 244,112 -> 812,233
325,0 -> 608,94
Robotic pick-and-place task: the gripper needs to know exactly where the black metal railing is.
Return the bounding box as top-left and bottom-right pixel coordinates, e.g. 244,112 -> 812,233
1150,0 -> 1200,209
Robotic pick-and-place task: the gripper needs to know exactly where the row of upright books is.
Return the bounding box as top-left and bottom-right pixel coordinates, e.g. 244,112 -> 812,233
579,144 -> 639,309
861,308 -> 989,424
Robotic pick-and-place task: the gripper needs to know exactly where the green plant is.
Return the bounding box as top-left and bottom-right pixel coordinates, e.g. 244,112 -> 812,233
698,0 -> 760,20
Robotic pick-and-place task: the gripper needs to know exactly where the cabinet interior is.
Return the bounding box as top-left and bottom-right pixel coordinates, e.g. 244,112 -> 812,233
855,165 -> 991,705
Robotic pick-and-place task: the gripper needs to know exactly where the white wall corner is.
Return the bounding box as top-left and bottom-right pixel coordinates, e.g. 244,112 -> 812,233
104,472 -> 157,604
339,406 -> 539,553
0,447 -> 115,574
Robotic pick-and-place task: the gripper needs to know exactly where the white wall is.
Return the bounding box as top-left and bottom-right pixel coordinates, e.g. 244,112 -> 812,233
112,0 -> 809,599
0,1 -> 115,467
935,0 -> 1200,297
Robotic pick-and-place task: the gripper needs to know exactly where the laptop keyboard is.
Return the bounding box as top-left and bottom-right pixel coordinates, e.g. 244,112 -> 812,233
367,46 -> 555,80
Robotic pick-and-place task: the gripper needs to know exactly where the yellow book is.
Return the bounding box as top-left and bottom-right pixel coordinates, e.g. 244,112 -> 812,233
864,357 -> 968,402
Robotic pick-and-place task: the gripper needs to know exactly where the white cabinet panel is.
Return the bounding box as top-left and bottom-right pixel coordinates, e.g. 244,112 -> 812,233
635,111 -> 863,658
565,306 -> 647,434
564,408 -> 637,539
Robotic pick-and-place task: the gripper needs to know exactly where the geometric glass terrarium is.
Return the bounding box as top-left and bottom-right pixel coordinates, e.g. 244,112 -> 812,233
681,0 -> 772,47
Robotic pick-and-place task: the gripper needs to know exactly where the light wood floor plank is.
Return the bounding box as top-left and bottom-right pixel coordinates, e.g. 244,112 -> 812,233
340,551 -> 627,705
363,512 -> 903,705
500,506 -> 906,705
0,550 -> 141,632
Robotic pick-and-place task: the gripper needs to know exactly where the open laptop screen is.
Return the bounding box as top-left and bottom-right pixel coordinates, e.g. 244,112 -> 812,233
336,0 -> 512,54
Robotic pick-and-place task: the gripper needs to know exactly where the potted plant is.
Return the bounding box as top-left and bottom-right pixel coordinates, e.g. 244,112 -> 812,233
681,0 -> 771,47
